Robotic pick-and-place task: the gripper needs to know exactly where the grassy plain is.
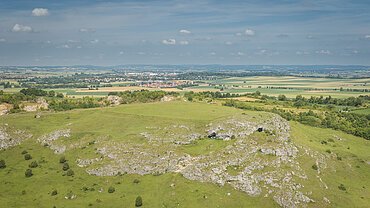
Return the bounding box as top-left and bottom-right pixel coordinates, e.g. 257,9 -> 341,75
0,101 -> 369,207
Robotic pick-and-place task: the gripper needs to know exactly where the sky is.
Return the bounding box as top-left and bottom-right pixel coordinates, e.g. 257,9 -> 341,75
0,0 -> 369,66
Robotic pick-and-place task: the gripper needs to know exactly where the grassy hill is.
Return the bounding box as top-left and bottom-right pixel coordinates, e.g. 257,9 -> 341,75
0,101 -> 369,207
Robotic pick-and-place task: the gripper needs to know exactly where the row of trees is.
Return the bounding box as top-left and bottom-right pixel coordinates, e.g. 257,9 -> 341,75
184,91 -> 241,101
109,90 -> 178,104
294,95 -> 368,107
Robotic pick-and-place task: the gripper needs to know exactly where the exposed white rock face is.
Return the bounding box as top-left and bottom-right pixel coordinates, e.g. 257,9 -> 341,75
0,126 -> 32,150
40,113 -> 324,207
22,97 -> 49,112
106,95 -> 122,106
37,129 -> 70,154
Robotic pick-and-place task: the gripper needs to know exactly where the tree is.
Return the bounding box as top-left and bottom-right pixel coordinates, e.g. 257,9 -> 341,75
135,196 -> 143,207
312,164 -> 318,171
108,186 -> 115,193
25,169 -> 33,177
278,94 -> 287,101
29,161 -> 38,168
59,156 -> 66,163
66,169 -> 74,176
338,184 -> 347,191
24,154 -> 32,160
62,163 -> 70,171
48,90 -> 56,97
0,159 -> 6,169
51,190 -> 58,196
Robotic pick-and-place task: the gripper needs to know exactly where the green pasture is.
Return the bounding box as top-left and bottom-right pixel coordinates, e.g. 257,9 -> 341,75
0,101 -> 369,207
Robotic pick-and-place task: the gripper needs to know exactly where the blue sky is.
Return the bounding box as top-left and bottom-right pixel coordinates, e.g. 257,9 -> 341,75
0,0 -> 369,65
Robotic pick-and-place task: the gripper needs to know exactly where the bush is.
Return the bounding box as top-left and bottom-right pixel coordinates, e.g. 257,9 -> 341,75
66,169 -> 74,176
0,159 -> 6,169
312,164 -> 318,171
133,179 -> 140,184
21,150 -> 28,155
135,196 -> 143,207
51,190 -> 58,196
25,169 -> 33,177
338,184 -> 347,191
325,149 -> 332,154
62,163 -> 70,171
59,156 -> 66,163
24,154 -> 32,160
108,186 -> 115,193
29,161 -> 38,168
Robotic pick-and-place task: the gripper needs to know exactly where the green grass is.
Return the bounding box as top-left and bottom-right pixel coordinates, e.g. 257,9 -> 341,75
290,122 -> 370,208
0,101 -> 369,207
351,108 -> 370,115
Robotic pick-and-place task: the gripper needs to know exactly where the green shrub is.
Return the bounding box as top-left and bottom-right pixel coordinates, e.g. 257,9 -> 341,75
24,154 -> 32,160
338,184 -> 347,191
62,163 -> 70,171
325,149 -> 331,154
51,190 -> 58,196
59,156 -> 66,163
29,161 -> 38,168
0,159 -> 6,169
66,169 -> 74,176
21,150 -> 28,155
133,179 -> 140,184
312,164 -> 318,170
25,169 -> 33,177
108,186 -> 115,193
135,196 -> 143,207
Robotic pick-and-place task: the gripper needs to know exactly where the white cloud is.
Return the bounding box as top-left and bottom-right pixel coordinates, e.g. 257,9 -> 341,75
12,24 -> 33,32
90,39 -> 99,44
61,44 -> 70,49
235,32 -> 242,36
179,29 -> 191,34
210,52 -> 216,56
256,49 -> 267,55
137,52 -> 146,55
315,50 -> 331,55
237,52 -> 244,56
119,51 -> 124,55
352,50 -> 359,54
162,39 -> 176,45
245,29 -> 255,36
0,38 -> 6,42
306,35 -> 315,39
179,40 -> 189,45
225,41 -> 233,45
296,51 -> 310,55
32,8 -> 49,16
79,28 -> 95,33
365,35 -> 370,39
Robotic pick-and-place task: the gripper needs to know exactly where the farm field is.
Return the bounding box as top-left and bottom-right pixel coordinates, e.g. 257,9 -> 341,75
1,101 -> 369,207
2,76 -> 369,98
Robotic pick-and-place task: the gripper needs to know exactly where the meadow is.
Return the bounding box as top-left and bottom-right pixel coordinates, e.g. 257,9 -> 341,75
1,101 -> 369,207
